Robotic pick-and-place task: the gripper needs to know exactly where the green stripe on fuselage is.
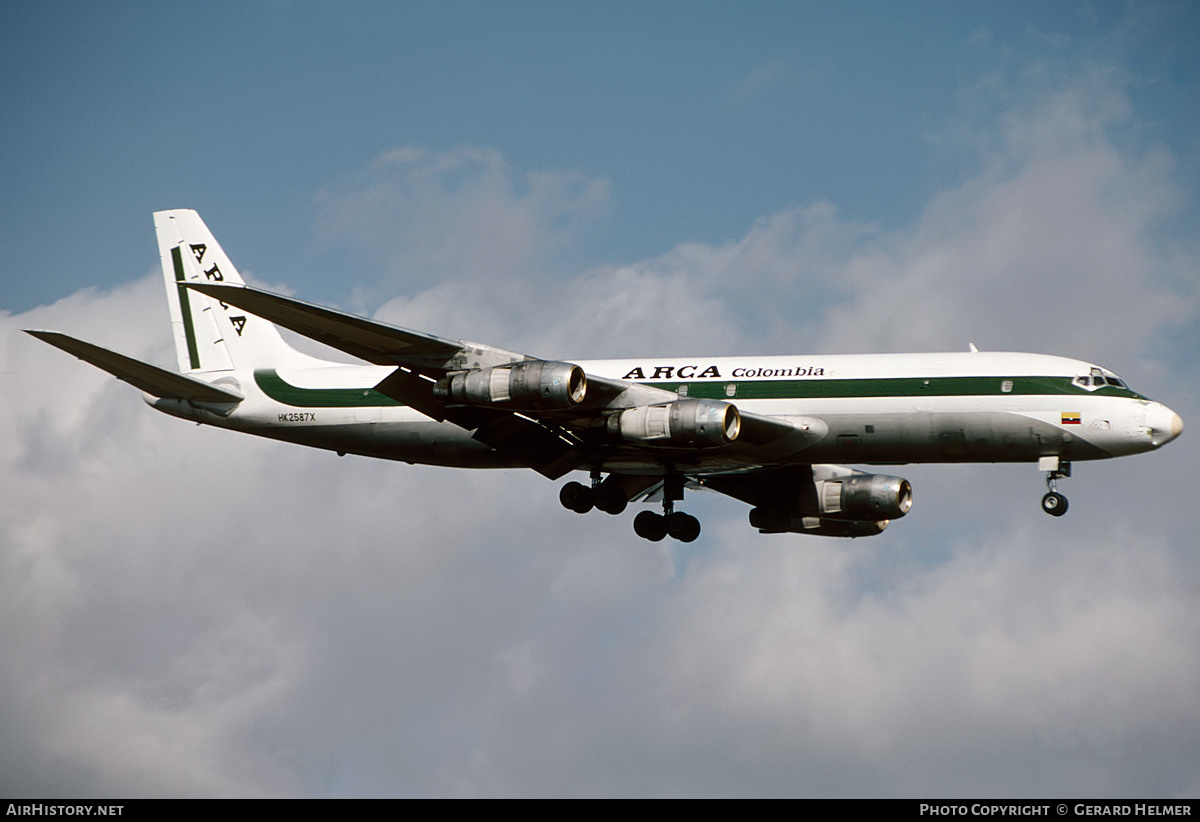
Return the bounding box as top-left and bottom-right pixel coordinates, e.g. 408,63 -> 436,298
649,375 -> 1145,401
254,370 -> 401,407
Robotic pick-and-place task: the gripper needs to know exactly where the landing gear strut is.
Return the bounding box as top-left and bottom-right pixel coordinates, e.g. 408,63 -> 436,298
1039,457 -> 1071,517
630,474 -> 701,543
633,510 -> 701,542
559,472 -> 701,542
559,472 -> 634,516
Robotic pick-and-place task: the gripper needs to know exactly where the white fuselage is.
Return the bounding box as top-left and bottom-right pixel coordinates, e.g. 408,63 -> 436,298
150,350 -> 1182,473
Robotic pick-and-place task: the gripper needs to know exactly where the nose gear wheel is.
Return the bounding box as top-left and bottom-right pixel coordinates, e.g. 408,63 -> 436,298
1040,460 -> 1071,517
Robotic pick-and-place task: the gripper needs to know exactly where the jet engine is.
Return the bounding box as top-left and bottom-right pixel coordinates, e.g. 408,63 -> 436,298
433,361 -> 586,410
607,399 -> 741,448
717,465 -> 912,537
813,472 -> 912,521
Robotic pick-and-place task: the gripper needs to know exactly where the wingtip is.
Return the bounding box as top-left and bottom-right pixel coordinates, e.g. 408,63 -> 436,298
24,328 -> 63,340
181,281 -> 246,291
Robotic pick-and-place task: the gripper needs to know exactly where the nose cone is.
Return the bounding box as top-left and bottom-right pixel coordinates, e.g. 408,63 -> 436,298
1147,403 -> 1183,447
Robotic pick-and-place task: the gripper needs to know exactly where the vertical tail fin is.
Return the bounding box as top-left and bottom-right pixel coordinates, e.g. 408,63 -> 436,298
153,210 -> 315,373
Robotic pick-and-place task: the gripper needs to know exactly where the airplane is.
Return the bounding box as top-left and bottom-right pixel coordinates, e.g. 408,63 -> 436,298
27,210 -> 1184,542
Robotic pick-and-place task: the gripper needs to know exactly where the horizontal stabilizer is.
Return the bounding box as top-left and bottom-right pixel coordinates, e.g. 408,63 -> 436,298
25,330 -> 243,403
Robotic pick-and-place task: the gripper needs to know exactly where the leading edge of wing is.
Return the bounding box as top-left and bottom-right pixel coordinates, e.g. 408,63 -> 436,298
183,282 -> 513,369
25,330 -> 243,403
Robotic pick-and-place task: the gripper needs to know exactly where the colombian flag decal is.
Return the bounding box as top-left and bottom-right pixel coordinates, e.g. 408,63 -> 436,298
1062,411 -> 1082,425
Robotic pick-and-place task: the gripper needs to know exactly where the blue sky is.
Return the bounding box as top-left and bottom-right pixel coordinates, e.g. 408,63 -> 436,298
6,2 -> 1195,311
2,1 -> 1199,798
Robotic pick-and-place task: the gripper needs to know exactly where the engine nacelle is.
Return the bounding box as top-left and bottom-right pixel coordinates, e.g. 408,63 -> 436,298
749,508 -> 889,537
608,399 -> 740,448
814,472 -> 912,521
433,361 -> 586,410
734,466 -> 912,536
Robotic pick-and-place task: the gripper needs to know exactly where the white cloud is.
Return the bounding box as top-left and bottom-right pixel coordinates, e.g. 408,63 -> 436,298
810,79 -> 1193,363
339,64 -> 1196,374
314,146 -> 611,308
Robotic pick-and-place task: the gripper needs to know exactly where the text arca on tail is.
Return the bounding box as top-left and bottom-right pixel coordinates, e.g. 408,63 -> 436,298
27,210 -> 1184,542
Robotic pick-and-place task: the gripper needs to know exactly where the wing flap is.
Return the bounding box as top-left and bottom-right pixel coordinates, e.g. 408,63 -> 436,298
470,414 -> 585,479
25,330 -> 243,403
371,365 -> 446,420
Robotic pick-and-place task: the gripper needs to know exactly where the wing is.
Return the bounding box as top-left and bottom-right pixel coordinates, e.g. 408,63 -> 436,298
183,282 -> 503,369
25,330 -> 243,404
183,282 -> 821,477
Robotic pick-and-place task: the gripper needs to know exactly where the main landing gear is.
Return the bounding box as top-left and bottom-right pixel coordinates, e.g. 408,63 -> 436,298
1039,457 -> 1071,517
632,509 -> 701,543
559,473 -> 701,543
559,475 -> 627,515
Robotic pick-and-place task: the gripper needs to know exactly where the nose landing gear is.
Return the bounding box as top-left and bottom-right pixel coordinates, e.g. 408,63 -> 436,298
1039,457 -> 1071,517
1041,490 -> 1068,516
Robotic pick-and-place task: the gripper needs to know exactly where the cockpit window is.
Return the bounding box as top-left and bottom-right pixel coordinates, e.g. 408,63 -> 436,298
1073,368 -> 1128,391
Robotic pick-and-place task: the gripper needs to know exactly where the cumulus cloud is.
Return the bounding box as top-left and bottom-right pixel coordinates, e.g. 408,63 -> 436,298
808,71 -> 1194,365
332,64 -> 1194,373
315,146 -> 610,308
3,55 -> 1197,798
637,527 -> 1200,797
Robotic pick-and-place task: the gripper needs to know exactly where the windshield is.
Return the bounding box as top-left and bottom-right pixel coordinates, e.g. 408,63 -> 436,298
1072,367 -> 1128,391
